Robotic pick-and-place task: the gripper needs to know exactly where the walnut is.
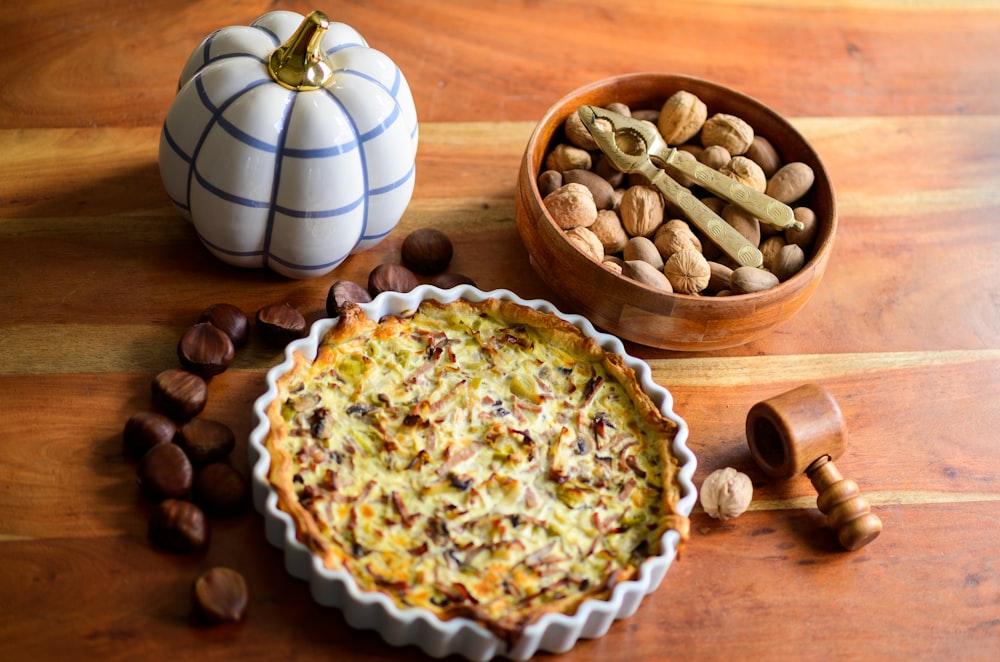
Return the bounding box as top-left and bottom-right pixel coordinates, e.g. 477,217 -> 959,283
720,155 -> 767,192
545,143 -> 592,172
564,226 -> 604,262
760,235 -> 787,273
663,248 -> 711,294
701,113 -> 754,155
589,209 -> 628,253
602,256 -> 624,276
653,220 -> 701,260
543,183 -> 597,230
700,467 -> 753,520
657,90 -> 707,145
619,185 -> 664,237
563,111 -> 599,150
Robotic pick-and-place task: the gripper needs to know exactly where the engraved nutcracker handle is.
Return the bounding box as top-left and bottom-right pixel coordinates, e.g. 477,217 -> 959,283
640,160 -> 764,268
660,148 -> 803,231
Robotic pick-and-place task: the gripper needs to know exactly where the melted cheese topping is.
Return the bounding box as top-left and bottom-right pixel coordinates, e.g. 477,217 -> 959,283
265,298 -> 685,641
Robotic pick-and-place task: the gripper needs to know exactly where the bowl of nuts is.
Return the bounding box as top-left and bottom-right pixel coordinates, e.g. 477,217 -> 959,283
515,73 -> 836,351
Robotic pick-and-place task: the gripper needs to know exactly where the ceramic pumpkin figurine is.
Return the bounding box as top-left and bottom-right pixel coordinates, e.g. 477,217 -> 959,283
158,10 -> 418,278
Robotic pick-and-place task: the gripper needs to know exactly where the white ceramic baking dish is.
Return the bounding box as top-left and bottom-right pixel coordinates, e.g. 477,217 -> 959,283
248,284 -> 697,660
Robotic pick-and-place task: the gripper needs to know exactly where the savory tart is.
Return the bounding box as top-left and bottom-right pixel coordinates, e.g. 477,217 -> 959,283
264,297 -> 689,643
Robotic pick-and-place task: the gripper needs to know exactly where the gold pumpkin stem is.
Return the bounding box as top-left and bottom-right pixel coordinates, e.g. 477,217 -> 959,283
268,11 -> 335,91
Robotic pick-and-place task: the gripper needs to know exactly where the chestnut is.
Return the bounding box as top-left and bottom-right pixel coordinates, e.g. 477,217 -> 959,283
138,442 -> 194,501
177,322 -> 235,378
149,498 -> 209,553
367,263 -> 418,297
256,303 -> 307,347
198,303 -> 250,348
151,368 -> 207,420
175,418 -> 235,467
123,411 -> 177,460
192,567 -> 248,624
326,279 -> 372,317
401,227 -> 453,275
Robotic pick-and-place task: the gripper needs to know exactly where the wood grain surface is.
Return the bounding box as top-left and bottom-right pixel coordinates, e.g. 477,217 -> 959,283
1,1 -> 998,660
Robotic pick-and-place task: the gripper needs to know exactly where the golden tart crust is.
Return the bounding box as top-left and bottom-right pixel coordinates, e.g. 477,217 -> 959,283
265,298 -> 688,642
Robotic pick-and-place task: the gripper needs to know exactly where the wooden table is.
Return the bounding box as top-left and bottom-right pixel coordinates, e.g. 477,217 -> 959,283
2,1 -> 998,659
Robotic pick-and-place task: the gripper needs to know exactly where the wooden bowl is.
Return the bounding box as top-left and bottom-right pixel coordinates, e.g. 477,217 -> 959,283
515,73 -> 837,351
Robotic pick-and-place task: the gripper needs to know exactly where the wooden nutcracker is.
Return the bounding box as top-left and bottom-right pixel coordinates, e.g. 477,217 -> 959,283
745,384 -> 882,551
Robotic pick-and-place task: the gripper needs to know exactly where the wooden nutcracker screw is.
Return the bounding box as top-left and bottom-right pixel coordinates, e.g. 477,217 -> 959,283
745,384 -> 882,551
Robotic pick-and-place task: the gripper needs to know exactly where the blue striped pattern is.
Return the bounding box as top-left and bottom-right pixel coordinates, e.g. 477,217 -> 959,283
160,18 -> 417,276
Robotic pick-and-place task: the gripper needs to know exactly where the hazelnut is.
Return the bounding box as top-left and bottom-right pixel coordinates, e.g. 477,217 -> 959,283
149,498 -> 209,553
175,418 -> 235,467
151,368 -> 207,421
177,322 -> 235,378
195,463 -> 249,517
123,411 -> 177,460
401,227 -> 454,275
138,442 -> 194,501
544,183 -> 598,230
256,303 -> 307,347
193,567 -> 248,624
326,279 -> 372,317
367,263 -> 419,297
700,467 -> 753,520
664,249 -> 711,294
198,303 -> 249,348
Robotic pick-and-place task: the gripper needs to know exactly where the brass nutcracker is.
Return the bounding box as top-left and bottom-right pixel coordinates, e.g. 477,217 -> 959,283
578,104 -> 802,269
